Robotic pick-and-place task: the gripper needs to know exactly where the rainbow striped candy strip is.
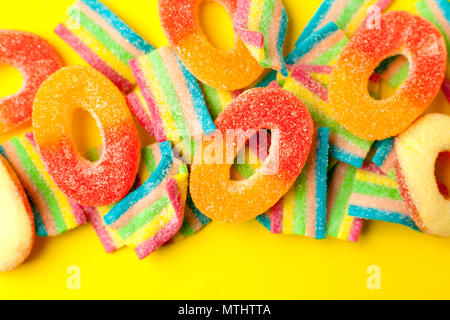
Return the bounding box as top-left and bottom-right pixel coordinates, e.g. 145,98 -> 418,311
0,133 -> 86,237
170,188 -> 211,243
283,68 -> 373,168
233,0 -> 288,75
84,144 -> 210,252
103,141 -> 188,259
130,46 -> 217,163
367,138 -> 396,178
416,0 -> 450,102
199,83 -> 243,121
126,88 -> 155,138
327,162 -> 364,242
281,22 -> 349,86
55,0 -> 154,93
348,165 -> 420,231
296,0 -> 393,45
257,127 -> 330,239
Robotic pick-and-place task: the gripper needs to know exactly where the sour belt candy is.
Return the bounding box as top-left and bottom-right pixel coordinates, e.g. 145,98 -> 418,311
367,138 -> 396,177
32,66 -> 140,207
103,142 -> 188,259
130,46 -> 217,163
257,127 -> 330,239
329,11 -> 447,140
283,67 -> 373,168
233,0 -> 288,74
296,0 -> 393,45
55,0 -> 154,93
326,162 -> 364,242
199,82 -> 243,121
282,22 -> 348,86
158,0 -> 265,90
1,133 -> 87,237
348,164 -> 419,231
395,113 -> 450,237
0,154 -> 35,272
0,30 -> 63,134
190,87 -> 314,223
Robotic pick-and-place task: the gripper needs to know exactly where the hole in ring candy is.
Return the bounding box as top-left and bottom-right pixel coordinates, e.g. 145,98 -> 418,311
158,0 -> 265,91
0,30 -> 63,135
395,113 -> 450,238
190,87 -> 314,223
32,65 -> 140,207
328,11 -> 447,141
0,154 -> 35,272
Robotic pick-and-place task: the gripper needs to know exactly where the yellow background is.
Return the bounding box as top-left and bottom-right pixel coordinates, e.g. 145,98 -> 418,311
1,0 -> 450,300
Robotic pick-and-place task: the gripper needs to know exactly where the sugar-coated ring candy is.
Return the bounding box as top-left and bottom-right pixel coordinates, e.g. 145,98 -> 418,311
158,0 -> 265,91
329,11 -> 447,140
190,87 -> 314,223
0,30 -> 63,134
395,113 -> 450,237
33,66 -> 140,207
0,155 -> 35,272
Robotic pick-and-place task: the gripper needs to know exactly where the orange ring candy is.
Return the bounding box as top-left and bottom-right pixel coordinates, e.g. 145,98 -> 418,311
190,87 -> 314,223
0,30 -> 63,134
33,66 -> 140,207
158,0 -> 265,91
329,11 -> 447,141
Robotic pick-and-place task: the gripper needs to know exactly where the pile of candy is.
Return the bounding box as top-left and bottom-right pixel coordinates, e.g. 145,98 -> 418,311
0,0 -> 449,271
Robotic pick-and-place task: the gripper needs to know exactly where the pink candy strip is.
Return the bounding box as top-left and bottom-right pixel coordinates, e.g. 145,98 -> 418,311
287,64 -> 334,74
234,26 -> 265,48
291,68 -> 329,102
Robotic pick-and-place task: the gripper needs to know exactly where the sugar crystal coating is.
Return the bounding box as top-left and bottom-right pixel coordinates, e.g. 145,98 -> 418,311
329,11 -> 447,140
158,0 -> 265,90
0,155 -> 35,272
190,87 -> 314,223
32,65 -> 140,207
0,30 -> 63,134
395,113 -> 450,237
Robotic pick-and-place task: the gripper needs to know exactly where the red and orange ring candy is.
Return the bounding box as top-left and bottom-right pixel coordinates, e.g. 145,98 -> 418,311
158,0 -> 265,91
329,11 -> 447,141
32,66 -> 140,207
190,87 -> 314,223
0,30 -> 63,134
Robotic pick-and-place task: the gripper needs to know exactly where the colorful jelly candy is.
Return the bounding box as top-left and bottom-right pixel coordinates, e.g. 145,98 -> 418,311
257,127 -> 330,239
329,11 -> 447,140
282,22 -> 348,86
327,162 -> 364,242
199,82 -> 243,121
367,138 -> 396,178
296,0 -> 393,45
130,46 -> 217,162
169,188 -> 211,243
0,154 -> 35,272
348,164 -> 419,231
395,113 -> 450,237
158,0 -> 265,90
233,0 -> 288,74
103,142 -> 188,259
190,87 -> 314,223
283,67 -> 373,168
32,66 -> 140,207
126,88 -> 156,138
1,133 -> 87,237
0,30 -> 63,135
416,0 -> 450,103
55,0 -> 154,93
